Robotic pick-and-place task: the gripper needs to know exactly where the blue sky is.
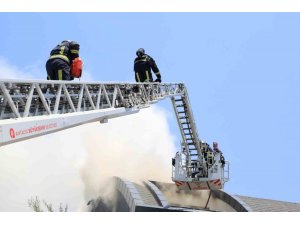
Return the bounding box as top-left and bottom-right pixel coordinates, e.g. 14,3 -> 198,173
0,12 -> 300,204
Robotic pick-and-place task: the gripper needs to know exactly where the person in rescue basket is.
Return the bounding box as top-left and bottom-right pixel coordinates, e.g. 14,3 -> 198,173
133,48 -> 162,83
46,40 -> 83,80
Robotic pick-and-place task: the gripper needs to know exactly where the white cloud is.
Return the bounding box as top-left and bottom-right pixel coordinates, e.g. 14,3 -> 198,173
0,56 -> 45,80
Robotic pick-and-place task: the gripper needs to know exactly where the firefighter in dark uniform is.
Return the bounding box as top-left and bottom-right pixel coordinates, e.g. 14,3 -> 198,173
134,48 -> 162,83
46,40 -> 80,80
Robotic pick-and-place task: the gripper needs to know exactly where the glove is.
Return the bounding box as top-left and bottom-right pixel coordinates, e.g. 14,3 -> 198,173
154,78 -> 161,83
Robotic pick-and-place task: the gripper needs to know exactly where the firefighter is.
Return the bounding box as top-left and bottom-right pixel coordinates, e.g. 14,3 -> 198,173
134,48 -> 162,83
46,40 -> 81,80
213,142 -> 225,167
207,145 -> 214,166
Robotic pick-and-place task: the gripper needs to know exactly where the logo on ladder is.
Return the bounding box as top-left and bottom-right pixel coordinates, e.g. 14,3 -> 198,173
9,128 -> 15,139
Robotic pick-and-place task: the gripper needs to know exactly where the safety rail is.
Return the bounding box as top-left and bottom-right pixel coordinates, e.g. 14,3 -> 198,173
223,161 -> 230,182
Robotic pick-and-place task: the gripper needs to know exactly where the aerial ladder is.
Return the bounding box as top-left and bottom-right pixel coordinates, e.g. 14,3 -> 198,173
0,79 -> 229,190
171,92 -> 229,190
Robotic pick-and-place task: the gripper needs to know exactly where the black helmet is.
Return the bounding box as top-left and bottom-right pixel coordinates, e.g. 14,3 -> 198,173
136,48 -> 145,57
61,40 -> 80,49
61,40 -> 71,44
70,41 -> 80,50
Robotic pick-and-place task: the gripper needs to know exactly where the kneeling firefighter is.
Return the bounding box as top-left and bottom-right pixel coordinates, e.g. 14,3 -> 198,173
46,40 -> 83,80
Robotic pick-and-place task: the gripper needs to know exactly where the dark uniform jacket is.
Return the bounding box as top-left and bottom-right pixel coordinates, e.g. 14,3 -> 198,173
46,41 -> 80,80
134,54 -> 161,82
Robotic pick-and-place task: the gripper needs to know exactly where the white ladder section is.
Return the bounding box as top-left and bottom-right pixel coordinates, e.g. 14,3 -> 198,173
171,92 -> 204,168
0,79 -> 184,146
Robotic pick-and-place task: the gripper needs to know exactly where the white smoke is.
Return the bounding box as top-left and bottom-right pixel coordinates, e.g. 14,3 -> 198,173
79,107 -> 177,203
0,57 -> 177,211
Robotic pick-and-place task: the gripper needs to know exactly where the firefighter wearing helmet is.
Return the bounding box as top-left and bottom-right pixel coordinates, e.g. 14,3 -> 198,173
134,48 -> 162,83
46,40 -> 83,80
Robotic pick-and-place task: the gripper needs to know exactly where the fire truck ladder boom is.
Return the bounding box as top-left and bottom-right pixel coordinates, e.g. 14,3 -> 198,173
0,79 -> 185,147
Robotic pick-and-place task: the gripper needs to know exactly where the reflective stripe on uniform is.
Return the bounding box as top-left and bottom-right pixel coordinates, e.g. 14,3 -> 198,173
134,59 -> 147,64
59,46 -> 65,55
136,73 -> 141,82
155,72 -> 160,75
70,50 -> 79,54
49,54 -> 70,64
145,71 -> 150,82
47,74 -> 51,80
58,69 -> 63,80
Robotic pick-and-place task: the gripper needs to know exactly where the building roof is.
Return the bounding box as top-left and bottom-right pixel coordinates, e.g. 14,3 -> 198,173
237,195 -> 300,212
88,177 -> 300,212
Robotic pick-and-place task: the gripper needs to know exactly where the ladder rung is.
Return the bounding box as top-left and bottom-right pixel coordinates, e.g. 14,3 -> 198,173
181,122 -> 190,125
179,116 -> 188,120
178,111 -> 186,114
190,154 -> 198,156
174,99 -> 182,102
187,143 -> 195,145
176,104 -> 185,107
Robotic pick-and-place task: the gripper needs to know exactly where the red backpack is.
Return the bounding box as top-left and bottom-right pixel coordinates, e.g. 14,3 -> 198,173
70,57 -> 83,78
